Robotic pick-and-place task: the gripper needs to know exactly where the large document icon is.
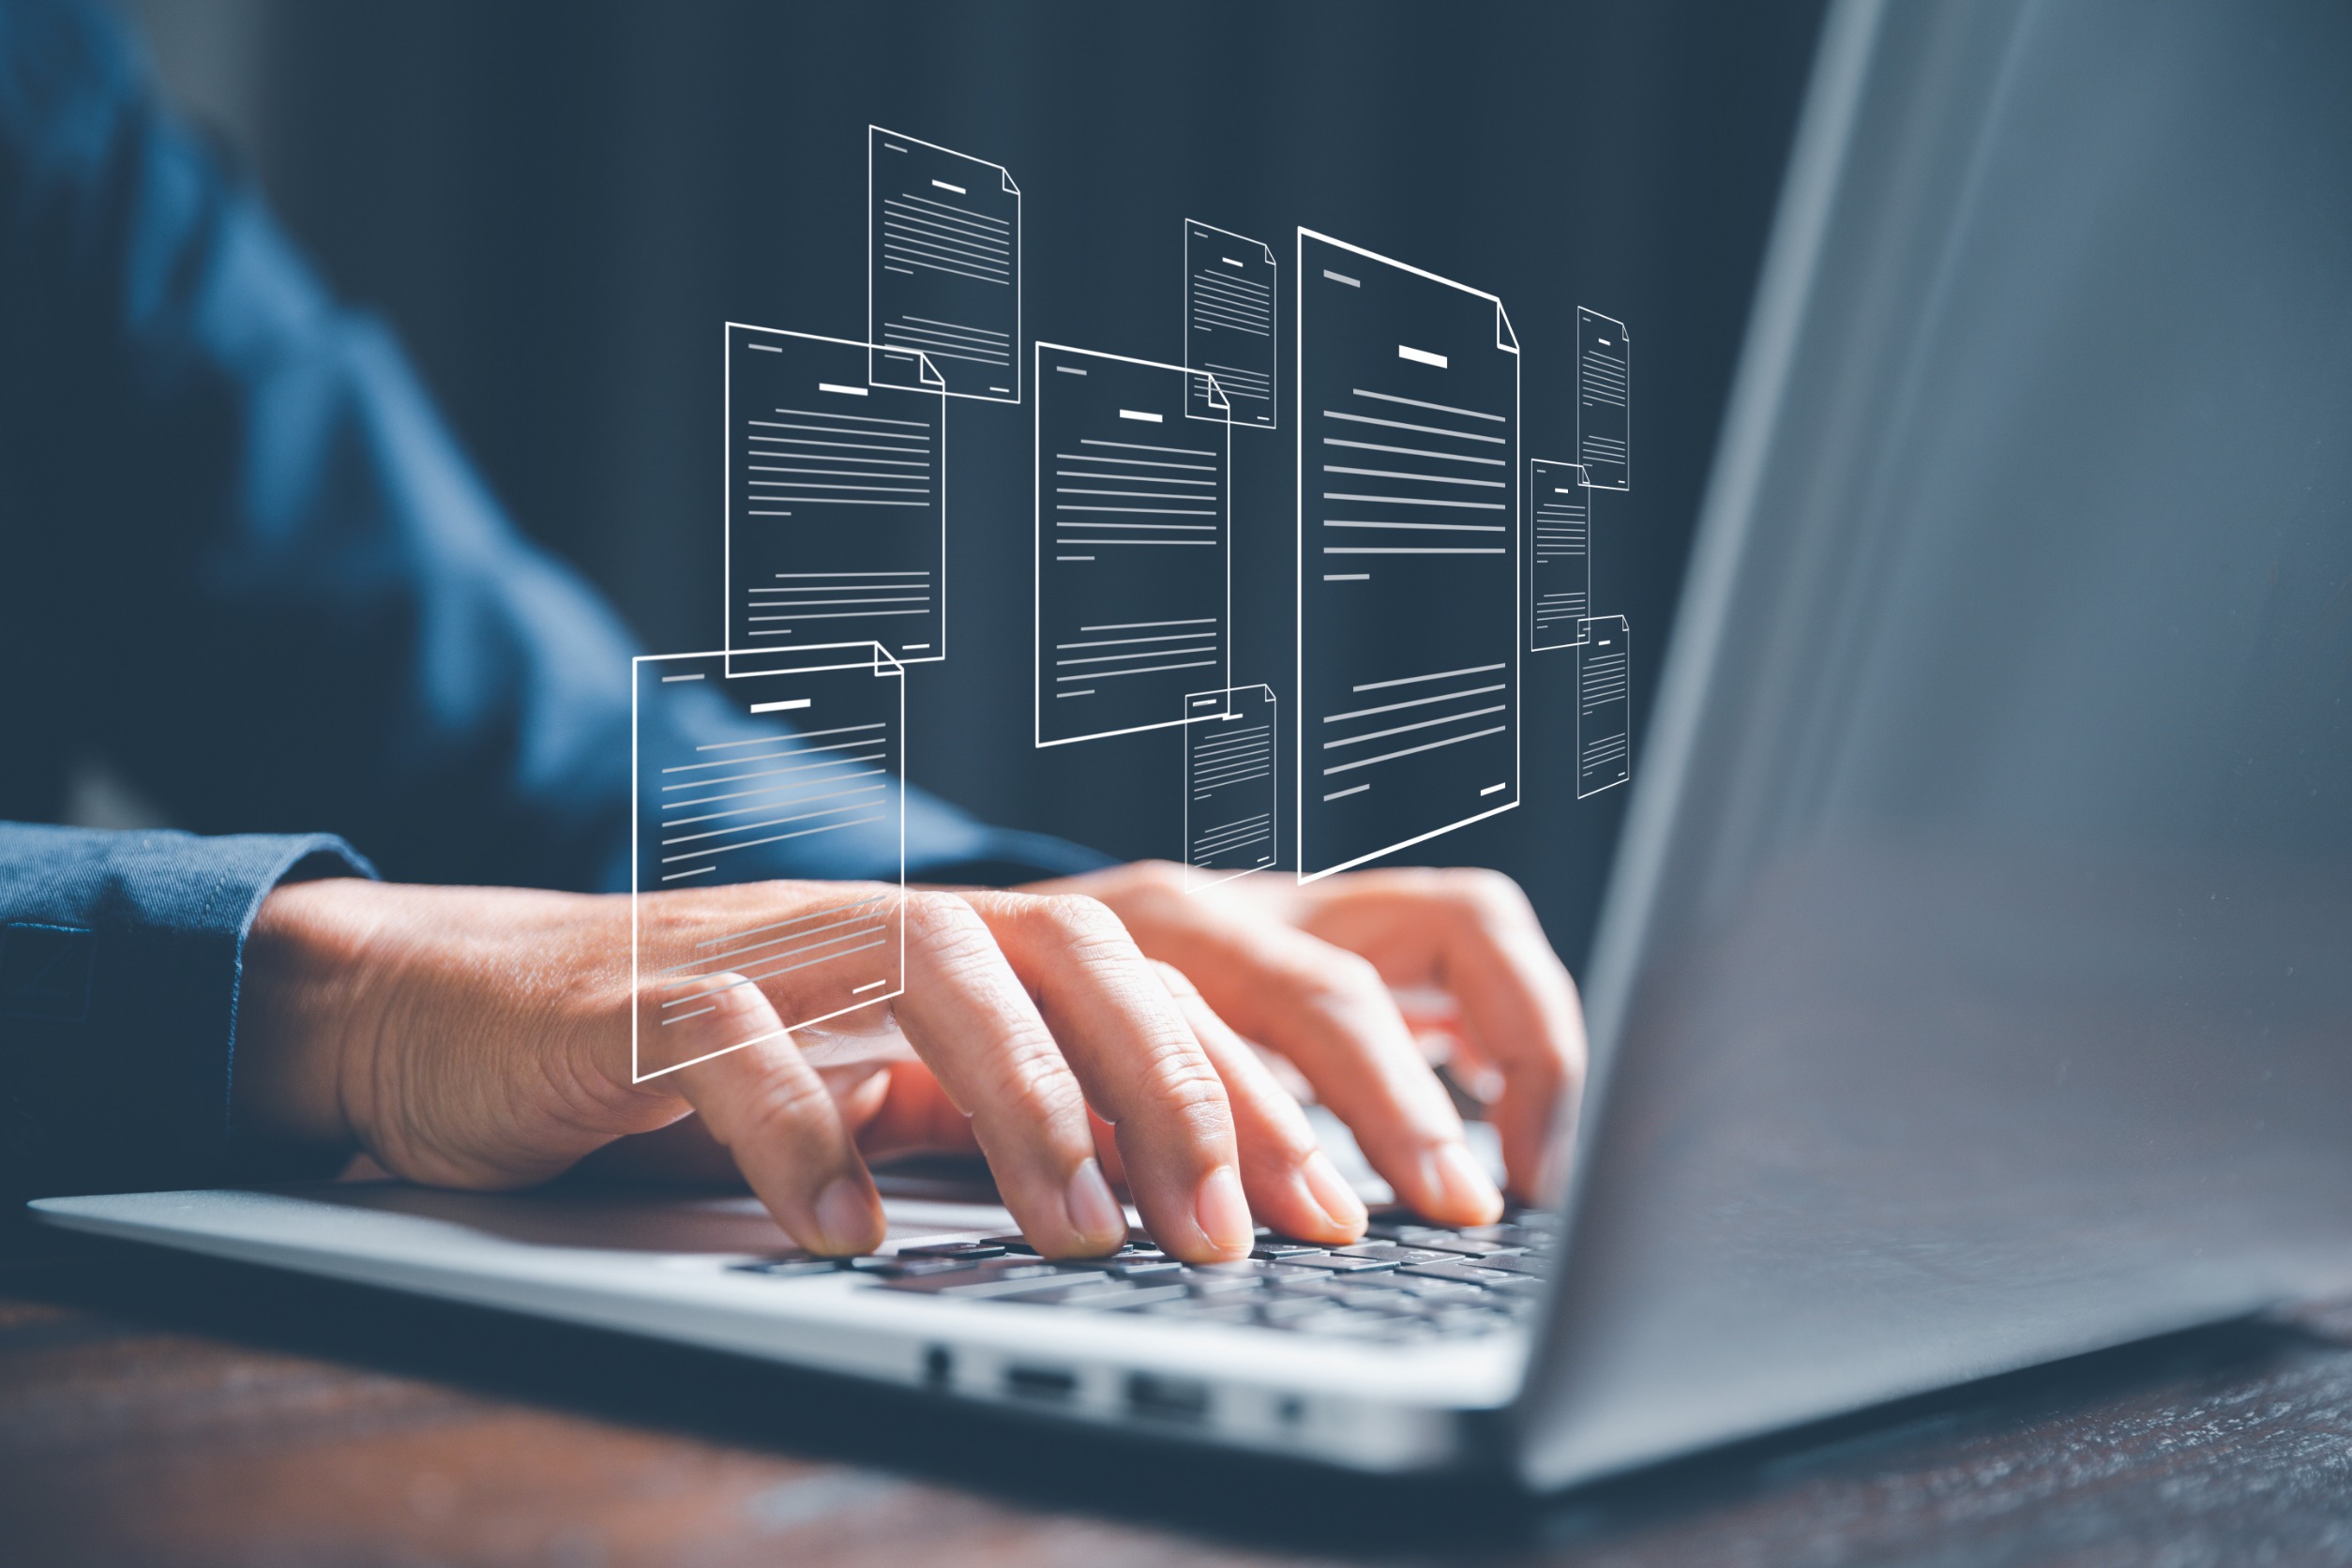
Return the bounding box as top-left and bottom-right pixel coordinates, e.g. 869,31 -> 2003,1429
1184,220 -> 1277,430
1183,685 -> 1277,889
1575,614 -> 1631,797
632,649 -> 906,1081
1529,458 -> 1591,652
726,324 -> 945,676
1035,343 -> 1230,746
1576,307 -> 1631,490
1297,230 -> 1520,879
868,127 -> 1021,403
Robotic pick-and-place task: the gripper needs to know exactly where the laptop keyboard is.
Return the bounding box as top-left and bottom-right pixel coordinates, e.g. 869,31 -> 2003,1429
730,1212 -> 1555,1343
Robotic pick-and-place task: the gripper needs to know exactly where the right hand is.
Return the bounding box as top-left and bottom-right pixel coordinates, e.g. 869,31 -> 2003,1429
234,878 -> 1373,1262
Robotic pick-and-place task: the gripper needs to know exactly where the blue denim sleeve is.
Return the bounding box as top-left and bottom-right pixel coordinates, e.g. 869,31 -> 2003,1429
0,822 -> 377,1199
0,0 -> 1109,892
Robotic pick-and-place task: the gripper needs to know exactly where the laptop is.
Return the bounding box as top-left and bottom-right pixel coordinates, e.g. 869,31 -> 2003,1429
34,0 -> 2352,1489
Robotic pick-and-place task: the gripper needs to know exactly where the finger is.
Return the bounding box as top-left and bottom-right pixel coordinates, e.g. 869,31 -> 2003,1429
1302,869 -> 1586,1201
1105,875 -> 1501,1227
959,892 -> 1251,1262
1152,962 -> 1366,1245
887,893 -> 1128,1259
666,975 -> 884,1256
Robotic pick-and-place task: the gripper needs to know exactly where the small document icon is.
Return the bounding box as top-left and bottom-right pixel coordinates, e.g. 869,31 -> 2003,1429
1183,686 -> 1277,889
869,127 -> 1021,403
1576,307 -> 1631,490
1529,458 -> 1591,652
1034,342 -> 1231,747
631,649 -> 906,1081
1575,615 -> 1631,797
725,324 -> 946,675
1184,220 -> 1277,430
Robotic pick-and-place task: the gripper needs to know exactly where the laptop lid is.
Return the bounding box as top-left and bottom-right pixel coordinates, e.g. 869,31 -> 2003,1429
1513,0 -> 2352,1488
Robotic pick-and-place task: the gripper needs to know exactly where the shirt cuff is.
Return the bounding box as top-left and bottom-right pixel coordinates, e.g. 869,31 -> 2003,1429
0,823 -> 376,1199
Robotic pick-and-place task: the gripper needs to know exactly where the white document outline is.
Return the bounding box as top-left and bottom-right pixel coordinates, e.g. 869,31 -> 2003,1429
1528,457 -> 1592,653
1182,684 -> 1278,891
724,324 -> 946,679
1294,228 -> 1521,882
867,126 -> 1022,405
630,643 -> 907,1083
1576,306 -> 1631,492
1183,219 -> 1278,431
1033,341 -> 1233,748
1574,614 -> 1632,799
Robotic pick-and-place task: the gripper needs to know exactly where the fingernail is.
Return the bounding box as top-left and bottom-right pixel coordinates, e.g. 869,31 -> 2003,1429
1419,1141 -> 1503,1224
1193,1164 -> 1253,1256
814,1174 -> 879,1255
1300,1150 -> 1368,1237
1063,1157 -> 1125,1251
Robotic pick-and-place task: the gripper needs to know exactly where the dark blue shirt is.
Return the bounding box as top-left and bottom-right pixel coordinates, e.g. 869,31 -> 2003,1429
0,0 -> 1103,1199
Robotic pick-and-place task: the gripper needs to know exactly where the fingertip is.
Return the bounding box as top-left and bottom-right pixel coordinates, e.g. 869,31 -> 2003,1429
1193,1163 -> 1254,1260
1301,1149 -> 1369,1240
812,1172 -> 885,1257
1413,1140 -> 1504,1227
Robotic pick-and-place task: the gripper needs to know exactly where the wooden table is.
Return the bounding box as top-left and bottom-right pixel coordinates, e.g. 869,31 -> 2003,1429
6,1220 -> 2351,1566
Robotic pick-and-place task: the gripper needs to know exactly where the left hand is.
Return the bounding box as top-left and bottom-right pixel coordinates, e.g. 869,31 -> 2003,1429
1029,863 -> 1585,1222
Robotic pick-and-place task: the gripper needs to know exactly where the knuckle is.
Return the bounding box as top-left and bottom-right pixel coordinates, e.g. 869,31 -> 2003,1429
732,1063 -> 836,1149
1450,867 -> 1531,920
980,1039 -> 1091,1130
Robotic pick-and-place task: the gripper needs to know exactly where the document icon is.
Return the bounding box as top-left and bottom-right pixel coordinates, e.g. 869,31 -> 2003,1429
868,128 -> 1021,403
1035,343 -> 1231,747
726,324 -> 945,676
1297,230 -> 1520,879
1575,615 -> 1631,797
1184,219 -> 1277,430
1528,458 -> 1591,652
631,648 -> 906,1081
1576,307 -> 1631,490
1183,685 -> 1277,889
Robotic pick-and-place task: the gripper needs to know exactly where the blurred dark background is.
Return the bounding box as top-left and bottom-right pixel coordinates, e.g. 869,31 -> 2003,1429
116,0 -> 1825,966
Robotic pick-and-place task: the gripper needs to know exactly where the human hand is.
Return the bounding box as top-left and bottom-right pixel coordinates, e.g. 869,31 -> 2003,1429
1030,863 -> 1585,1219
233,878 -> 1372,1263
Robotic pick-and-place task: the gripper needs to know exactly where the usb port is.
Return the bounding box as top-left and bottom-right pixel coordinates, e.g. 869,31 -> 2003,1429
1124,1373 -> 1210,1423
1003,1364 -> 1078,1402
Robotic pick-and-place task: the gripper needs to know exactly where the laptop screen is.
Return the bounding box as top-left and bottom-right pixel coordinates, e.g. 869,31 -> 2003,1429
1525,0 -> 2352,1487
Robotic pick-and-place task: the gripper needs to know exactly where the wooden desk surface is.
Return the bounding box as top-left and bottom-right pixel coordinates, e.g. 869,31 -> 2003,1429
6,1226 -> 2351,1567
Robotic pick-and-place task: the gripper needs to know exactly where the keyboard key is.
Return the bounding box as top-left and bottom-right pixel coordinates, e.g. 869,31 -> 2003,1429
1282,1253 -> 1399,1274
729,1258 -> 844,1278
1249,1241 -> 1330,1260
1399,1234 -> 1528,1259
847,1256 -> 969,1278
897,1242 -> 1011,1261
1396,1259 -> 1538,1291
978,1235 -> 1043,1255
1331,1243 -> 1462,1267
1463,1252 -> 1548,1278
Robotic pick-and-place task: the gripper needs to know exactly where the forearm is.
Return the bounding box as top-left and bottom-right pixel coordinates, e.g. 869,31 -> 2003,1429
0,822 -> 374,1199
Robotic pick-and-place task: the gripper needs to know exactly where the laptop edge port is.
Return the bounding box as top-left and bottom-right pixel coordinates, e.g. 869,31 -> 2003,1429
1003,1364 -> 1078,1403
1124,1372 -> 1211,1423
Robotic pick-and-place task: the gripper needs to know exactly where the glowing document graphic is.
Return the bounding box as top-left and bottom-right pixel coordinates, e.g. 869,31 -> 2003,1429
1529,459 -> 1591,652
725,324 -> 944,675
632,649 -> 905,1081
1575,615 -> 1631,797
1184,220 -> 1276,430
1576,307 -> 1631,490
868,128 -> 1020,403
1183,686 -> 1277,889
1035,343 -> 1230,746
1297,230 -> 1519,879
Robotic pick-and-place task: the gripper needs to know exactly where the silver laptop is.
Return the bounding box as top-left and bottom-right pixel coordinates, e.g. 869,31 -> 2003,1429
35,0 -> 2352,1489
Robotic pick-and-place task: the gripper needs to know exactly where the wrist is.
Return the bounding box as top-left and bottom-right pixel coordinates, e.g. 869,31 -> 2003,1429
234,877 -> 388,1150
